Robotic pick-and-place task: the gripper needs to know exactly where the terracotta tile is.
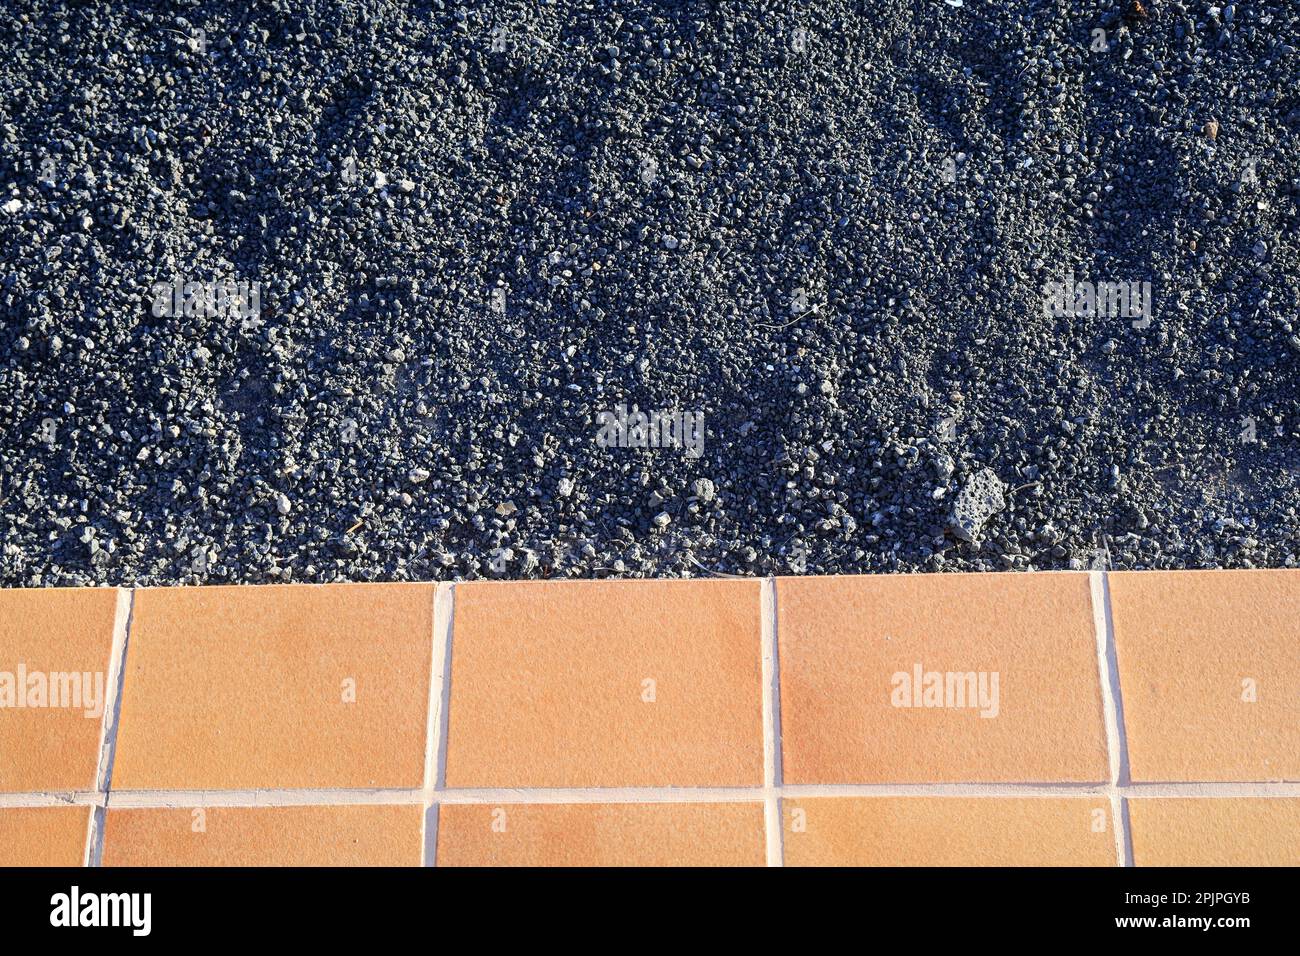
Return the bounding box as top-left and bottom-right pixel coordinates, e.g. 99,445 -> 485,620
101,805 -> 422,866
111,584 -> 433,790
445,580 -> 763,787
0,806 -> 92,866
1127,798 -> 1300,866
777,573 -> 1108,783
0,587 -> 121,792
1109,570 -> 1300,782
436,801 -> 765,866
784,797 -> 1116,866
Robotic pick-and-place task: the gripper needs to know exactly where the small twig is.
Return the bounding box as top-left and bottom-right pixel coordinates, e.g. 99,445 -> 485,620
758,303 -> 822,330
345,519 -> 364,535
687,555 -> 751,580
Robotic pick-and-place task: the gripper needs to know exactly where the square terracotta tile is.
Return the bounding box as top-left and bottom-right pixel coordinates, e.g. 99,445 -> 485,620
0,806 -> 92,866
1109,570 -> 1300,782
1127,797 -> 1300,866
436,801 -> 765,866
101,805 -> 422,866
111,584 -> 433,790
0,587 -> 123,792
445,580 -> 763,787
777,573 -> 1109,783
783,797 -> 1116,866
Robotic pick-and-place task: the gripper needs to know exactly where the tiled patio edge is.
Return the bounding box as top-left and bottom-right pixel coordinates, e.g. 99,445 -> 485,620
2,571 -> 1296,866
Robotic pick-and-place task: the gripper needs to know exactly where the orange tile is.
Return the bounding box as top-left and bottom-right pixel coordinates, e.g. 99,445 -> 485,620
101,805 -> 422,866
1109,570 -> 1300,782
784,797 -> 1116,866
436,801 -> 765,866
777,574 -> 1109,783
0,587 -> 121,791
0,806 -> 92,866
445,580 -> 763,787
111,584 -> 433,790
1127,798 -> 1300,866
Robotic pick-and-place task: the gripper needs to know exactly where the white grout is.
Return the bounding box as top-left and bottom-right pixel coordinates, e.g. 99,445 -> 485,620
1102,569 -> 1137,866
421,582 -> 454,865
8,782 -> 1296,812
84,587 -> 134,866
422,804 -> 439,868
434,788 -> 767,804
427,582 -> 457,865
107,789 -> 425,808
1091,569 -> 1133,866
430,782 -> 1296,800
779,783 -> 1294,797
95,588 -> 133,792
432,583 -> 456,792
760,577 -> 784,866
1,792 -> 107,809
1118,783 -> 1300,798
423,584 -> 449,798
781,783 -> 1111,798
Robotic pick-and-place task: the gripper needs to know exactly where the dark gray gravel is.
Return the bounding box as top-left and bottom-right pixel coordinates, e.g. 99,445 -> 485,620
2,0 -> 1298,586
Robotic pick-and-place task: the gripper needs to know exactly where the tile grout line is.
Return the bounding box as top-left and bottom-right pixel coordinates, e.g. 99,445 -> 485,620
1088,569 -> 1124,867
78,587 -> 120,866
85,586 -> 134,866
420,582 -> 452,865
107,789 -> 426,809
425,581 -> 456,866
1,793 -> 107,809
426,582 -> 452,868
760,577 -> 782,866
438,788 -> 769,805
1086,572 -> 1128,868
783,783 -> 1300,797
7,780 -> 1296,811
1099,569 -> 1136,866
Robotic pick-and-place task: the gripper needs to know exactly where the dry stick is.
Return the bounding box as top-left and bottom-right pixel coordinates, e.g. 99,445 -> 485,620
757,303 -> 822,330
687,554 -> 750,580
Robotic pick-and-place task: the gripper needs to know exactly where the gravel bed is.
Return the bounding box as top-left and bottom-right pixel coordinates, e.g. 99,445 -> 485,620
1,0 -> 1298,586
